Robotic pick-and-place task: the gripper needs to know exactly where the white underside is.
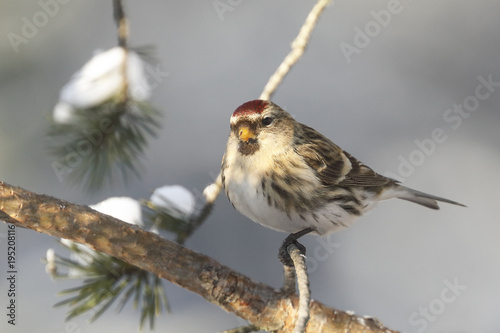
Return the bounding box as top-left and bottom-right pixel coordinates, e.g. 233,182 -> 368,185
227,181 -> 361,236
223,144 -> 383,236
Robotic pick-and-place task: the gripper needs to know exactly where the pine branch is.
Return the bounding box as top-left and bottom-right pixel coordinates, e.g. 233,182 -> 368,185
0,181 -> 398,333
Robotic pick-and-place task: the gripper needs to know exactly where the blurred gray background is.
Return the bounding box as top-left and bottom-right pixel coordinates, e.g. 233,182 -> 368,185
1,1 -> 499,332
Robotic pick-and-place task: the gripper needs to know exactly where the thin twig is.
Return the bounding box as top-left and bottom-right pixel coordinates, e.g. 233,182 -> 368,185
113,0 -> 129,105
288,243 -> 311,333
174,173 -> 223,243
282,264 -> 297,295
259,0 -> 331,100
114,0 -> 128,48
177,176 -> 221,243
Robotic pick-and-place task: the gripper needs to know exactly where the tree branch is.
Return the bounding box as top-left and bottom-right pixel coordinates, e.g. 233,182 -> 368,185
288,243 -> 311,333
113,0 -> 128,49
259,0 -> 331,101
0,181 -> 398,333
113,0 -> 130,106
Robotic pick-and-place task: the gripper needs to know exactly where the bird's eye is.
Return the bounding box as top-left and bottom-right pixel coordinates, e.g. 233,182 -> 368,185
262,117 -> 274,126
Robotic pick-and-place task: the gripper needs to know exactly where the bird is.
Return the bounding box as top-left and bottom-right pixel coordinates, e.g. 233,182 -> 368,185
221,100 -> 465,265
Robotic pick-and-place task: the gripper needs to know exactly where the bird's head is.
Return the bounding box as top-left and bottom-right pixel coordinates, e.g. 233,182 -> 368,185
229,100 -> 295,156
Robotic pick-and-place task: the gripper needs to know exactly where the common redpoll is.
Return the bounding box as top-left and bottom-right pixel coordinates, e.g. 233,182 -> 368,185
221,100 -> 464,264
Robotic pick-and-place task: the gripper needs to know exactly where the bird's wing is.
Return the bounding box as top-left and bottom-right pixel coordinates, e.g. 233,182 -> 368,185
339,151 -> 395,187
295,124 -> 394,188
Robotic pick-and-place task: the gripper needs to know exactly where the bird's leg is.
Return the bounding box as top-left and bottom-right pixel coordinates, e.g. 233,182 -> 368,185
278,227 -> 315,267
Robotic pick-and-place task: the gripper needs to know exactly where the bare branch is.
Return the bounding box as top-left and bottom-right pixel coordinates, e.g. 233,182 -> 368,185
114,0 -> 129,105
259,0 -> 331,101
113,0 -> 128,49
282,265 -> 297,295
0,181 -> 398,333
288,243 -> 311,333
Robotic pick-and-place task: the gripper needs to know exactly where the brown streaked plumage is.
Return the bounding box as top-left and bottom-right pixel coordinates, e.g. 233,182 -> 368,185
221,100 -> 465,237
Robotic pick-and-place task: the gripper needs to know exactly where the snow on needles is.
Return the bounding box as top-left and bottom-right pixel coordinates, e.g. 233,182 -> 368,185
90,196 -> 143,226
53,47 -> 150,123
150,185 -> 196,220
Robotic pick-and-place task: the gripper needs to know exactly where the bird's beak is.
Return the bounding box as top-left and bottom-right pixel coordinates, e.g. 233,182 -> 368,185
238,125 -> 256,142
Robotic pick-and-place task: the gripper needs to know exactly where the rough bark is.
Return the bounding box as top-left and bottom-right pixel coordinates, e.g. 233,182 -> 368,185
0,181 -> 398,333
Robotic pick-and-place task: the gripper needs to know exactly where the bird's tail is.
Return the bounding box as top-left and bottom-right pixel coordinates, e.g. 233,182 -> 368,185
391,185 -> 466,210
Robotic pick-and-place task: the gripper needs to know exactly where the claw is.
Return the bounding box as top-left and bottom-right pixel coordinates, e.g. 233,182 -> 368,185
278,228 -> 315,267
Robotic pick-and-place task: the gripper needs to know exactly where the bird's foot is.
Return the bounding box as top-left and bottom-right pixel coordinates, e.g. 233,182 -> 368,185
278,227 -> 315,267
279,239 -> 306,267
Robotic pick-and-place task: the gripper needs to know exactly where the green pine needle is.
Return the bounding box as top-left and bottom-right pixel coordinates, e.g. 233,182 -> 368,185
48,99 -> 160,191
49,242 -> 168,330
